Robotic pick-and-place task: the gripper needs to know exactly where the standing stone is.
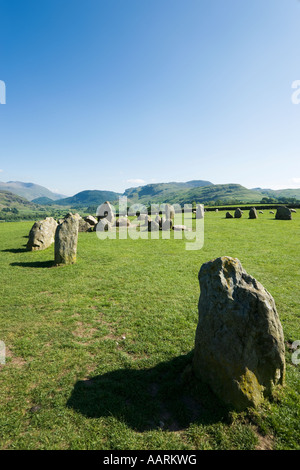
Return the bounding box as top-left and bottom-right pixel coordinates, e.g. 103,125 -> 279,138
137,213 -> 148,222
196,204 -> 204,219
96,201 -> 115,225
78,218 -> 93,232
148,220 -> 160,232
234,208 -> 242,218
275,206 -> 292,220
165,204 -> 175,219
84,215 -> 98,226
162,218 -> 173,231
96,218 -> 113,232
226,212 -> 233,219
155,215 -> 162,227
27,217 -> 58,251
193,256 -> 285,411
249,207 -> 258,219
144,215 -> 152,225
54,214 -> 79,265
116,216 -> 131,227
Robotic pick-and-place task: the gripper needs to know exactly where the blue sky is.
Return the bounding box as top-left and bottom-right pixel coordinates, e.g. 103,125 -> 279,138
0,0 -> 300,196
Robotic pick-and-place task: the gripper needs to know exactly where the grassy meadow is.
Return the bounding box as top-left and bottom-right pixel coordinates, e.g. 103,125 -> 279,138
0,210 -> 299,450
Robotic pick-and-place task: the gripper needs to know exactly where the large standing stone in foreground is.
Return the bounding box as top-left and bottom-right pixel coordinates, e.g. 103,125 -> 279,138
27,217 -> 58,251
275,206 -> 292,220
54,214 -> 79,265
193,256 -> 285,411
249,207 -> 258,219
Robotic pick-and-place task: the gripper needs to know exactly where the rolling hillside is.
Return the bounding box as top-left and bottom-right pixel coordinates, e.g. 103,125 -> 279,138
48,190 -> 122,207
0,181 -> 66,201
124,180 -> 213,203
1,179 -> 300,212
0,190 -> 39,210
252,187 -> 300,200
124,183 -> 267,206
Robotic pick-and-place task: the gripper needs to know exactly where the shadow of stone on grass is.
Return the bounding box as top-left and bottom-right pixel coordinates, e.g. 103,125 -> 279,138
2,246 -> 27,253
67,353 -> 229,432
10,260 -> 55,268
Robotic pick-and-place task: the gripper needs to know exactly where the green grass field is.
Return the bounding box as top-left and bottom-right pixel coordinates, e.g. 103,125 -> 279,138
0,211 -> 299,450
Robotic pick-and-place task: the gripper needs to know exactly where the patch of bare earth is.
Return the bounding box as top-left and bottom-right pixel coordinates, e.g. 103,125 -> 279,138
254,427 -> 274,450
3,347 -> 26,368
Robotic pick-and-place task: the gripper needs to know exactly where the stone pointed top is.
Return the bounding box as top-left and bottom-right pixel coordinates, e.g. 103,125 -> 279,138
193,256 -> 285,411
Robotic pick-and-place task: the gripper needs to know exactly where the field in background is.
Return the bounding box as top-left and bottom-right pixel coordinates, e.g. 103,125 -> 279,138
0,211 -> 299,450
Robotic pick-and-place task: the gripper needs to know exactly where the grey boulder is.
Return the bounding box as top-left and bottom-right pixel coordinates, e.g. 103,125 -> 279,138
234,208 -> 242,218
27,217 -> 58,251
196,204 -> 204,219
249,207 -> 258,219
54,213 -> 79,265
193,256 -> 285,411
96,201 -> 115,224
275,206 -> 292,220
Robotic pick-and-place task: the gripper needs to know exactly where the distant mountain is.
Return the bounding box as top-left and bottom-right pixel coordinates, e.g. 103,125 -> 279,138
48,190 -> 122,207
2,178 -> 300,210
124,180 -> 213,203
0,181 -> 66,201
172,184 -> 266,205
124,183 -> 267,206
251,187 -> 300,199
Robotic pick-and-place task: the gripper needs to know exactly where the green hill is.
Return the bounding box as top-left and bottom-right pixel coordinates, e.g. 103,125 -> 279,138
50,190 -> 122,207
174,184 -> 266,205
0,190 -> 83,221
50,182 -> 299,208
0,190 -> 44,221
31,196 -> 55,205
0,190 -> 39,210
124,183 -> 265,206
124,180 -> 213,203
2,179 -> 300,212
252,187 -> 300,200
0,181 -> 66,201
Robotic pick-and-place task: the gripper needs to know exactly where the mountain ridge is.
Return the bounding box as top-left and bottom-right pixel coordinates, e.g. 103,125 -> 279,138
1,179 -> 300,209
0,181 -> 66,201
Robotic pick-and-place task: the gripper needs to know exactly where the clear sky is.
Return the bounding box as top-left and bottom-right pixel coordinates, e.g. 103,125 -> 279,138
1,0 -> 300,196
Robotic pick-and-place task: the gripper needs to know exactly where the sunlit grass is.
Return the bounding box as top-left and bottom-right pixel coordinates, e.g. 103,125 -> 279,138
0,211 -> 299,449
